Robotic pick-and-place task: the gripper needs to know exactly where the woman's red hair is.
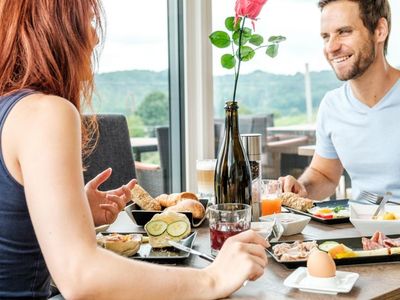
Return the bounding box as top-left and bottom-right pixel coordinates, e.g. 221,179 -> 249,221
0,0 -> 104,157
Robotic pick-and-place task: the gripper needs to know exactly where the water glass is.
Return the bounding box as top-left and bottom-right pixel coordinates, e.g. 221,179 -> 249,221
196,159 -> 216,200
208,203 -> 251,256
261,179 -> 282,216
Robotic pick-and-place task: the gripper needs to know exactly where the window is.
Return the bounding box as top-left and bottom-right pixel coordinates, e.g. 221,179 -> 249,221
211,0 -> 400,125
94,0 -> 186,193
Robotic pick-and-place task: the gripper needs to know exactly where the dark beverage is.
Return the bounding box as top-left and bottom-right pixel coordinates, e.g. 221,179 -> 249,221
214,101 -> 252,205
210,222 -> 250,252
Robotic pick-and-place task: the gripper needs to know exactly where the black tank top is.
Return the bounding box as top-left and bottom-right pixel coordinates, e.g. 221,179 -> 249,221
0,90 -> 50,298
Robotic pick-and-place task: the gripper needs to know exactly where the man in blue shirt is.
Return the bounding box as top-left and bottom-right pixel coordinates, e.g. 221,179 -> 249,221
281,0 -> 400,201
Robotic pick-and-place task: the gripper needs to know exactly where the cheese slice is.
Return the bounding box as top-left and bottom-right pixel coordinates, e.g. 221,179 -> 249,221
390,247 -> 400,255
354,248 -> 389,257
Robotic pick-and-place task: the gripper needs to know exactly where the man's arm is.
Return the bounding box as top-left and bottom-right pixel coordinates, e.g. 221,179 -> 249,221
281,153 -> 344,200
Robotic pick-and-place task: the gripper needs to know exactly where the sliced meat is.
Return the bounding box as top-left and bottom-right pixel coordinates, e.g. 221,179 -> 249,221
362,237 -> 384,250
383,237 -> 400,248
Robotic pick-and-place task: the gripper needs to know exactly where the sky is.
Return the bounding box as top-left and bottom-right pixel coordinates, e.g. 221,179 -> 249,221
98,0 -> 400,75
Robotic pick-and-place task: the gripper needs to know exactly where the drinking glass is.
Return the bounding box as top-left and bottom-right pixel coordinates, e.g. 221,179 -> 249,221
196,159 -> 216,201
261,179 -> 282,216
208,203 -> 251,256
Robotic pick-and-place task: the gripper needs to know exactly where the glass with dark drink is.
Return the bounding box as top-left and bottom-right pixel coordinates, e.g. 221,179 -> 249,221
208,203 -> 251,256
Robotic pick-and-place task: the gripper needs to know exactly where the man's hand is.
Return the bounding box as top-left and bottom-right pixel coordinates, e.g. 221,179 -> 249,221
85,168 -> 136,226
279,175 -> 308,197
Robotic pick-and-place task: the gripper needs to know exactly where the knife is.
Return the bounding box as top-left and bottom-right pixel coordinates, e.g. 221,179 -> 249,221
372,192 -> 392,218
168,240 -> 215,262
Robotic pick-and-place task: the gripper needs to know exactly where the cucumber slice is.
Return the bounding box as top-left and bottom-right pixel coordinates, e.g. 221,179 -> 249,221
167,221 -> 188,237
319,241 -> 340,252
145,220 -> 168,236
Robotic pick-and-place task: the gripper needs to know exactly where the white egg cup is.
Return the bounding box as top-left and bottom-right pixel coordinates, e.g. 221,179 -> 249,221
302,272 -> 338,289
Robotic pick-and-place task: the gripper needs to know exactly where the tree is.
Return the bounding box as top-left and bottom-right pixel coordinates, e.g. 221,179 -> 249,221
136,91 -> 169,129
127,114 -> 145,137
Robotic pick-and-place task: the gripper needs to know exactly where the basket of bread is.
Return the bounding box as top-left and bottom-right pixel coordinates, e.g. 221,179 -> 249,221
125,184 -> 207,227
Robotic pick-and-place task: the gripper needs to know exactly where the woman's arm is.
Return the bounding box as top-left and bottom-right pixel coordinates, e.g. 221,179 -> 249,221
4,94 -> 268,300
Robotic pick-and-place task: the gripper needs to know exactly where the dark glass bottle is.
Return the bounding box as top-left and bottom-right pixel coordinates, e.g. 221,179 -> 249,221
214,101 -> 252,205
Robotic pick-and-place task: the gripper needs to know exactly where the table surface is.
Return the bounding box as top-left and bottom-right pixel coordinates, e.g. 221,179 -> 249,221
298,144 -> 316,157
267,124 -> 316,132
108,212 -> 400,300
130,137 -> 158,161
130,137 -> 158,148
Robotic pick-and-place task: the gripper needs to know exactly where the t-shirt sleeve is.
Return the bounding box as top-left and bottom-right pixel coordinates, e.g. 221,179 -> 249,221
315,96 -> 339,159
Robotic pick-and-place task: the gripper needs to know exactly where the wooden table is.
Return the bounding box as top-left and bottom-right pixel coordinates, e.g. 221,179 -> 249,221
130,137 -> 158,161
298,144 -> 316,157
108,212 -> 400,299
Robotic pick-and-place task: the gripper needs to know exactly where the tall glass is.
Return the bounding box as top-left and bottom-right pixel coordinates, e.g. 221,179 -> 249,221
208,203 -> 251,256
261,179 -> 282,216
196,159 -> 216,201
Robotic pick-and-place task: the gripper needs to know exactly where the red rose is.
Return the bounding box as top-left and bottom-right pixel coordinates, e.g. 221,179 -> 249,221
235,0 -> 268,21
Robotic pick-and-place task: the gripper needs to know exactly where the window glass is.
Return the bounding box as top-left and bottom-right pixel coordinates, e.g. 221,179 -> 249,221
212,0 -> 400,124
94,0 -> 171,195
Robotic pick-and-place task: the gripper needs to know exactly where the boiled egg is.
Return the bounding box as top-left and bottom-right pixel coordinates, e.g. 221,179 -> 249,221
307,249 -> 336,278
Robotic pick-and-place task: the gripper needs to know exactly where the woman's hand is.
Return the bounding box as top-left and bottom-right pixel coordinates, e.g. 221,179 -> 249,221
205,230 -> 269,299
85,168 -> 136,226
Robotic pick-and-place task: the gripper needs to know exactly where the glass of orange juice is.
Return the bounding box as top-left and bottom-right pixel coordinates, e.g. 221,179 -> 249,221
261,179 -> 282,216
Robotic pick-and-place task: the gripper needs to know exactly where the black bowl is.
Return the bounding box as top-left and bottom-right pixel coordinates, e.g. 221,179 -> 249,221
124,199 -> 209,227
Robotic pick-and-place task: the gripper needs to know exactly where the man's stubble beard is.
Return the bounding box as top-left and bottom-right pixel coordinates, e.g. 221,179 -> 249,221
332,39 -> 376,81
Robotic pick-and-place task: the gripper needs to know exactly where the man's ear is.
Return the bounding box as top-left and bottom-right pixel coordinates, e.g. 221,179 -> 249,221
375,17 -> 389,44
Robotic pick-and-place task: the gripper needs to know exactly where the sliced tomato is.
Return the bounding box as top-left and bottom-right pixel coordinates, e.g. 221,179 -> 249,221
314,213 -> 334,219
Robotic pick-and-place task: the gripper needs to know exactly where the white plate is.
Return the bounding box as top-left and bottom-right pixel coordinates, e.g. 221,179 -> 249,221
284,267 -> 359,295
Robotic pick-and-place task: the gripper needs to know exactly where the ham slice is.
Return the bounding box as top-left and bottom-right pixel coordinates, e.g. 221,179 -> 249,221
363,231 -> 400,250
362,237 -> 384,250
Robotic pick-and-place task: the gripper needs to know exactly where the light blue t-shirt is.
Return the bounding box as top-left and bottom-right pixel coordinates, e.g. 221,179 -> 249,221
316,79 -> 400,201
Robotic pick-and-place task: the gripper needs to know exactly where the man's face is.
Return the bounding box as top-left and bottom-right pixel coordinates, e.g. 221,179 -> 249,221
320,1 -> 376,81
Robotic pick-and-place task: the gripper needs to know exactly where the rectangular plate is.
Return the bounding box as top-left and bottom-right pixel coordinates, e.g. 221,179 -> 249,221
284,199 -> 350,224
125,199 -> 208,227
101,232 -> 197,261
267,234 -> 400,269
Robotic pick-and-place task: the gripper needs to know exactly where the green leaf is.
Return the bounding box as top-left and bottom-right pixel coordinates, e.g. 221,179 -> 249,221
266,44 -> 279,58
209,31 -> 231,48
249,34 -> 264,46
225,17 -> 241,31
233,27 -> 252,46
268,35 -> 287,43
236,46 -> 255,61
221,54 -> 236,69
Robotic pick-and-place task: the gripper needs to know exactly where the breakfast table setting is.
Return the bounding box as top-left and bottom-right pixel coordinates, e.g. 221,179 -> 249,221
104,193 -> 400,300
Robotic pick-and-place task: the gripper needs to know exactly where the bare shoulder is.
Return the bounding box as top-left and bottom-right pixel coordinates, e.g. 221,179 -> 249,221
4,93 -> 82,151
14,93 -> 80,123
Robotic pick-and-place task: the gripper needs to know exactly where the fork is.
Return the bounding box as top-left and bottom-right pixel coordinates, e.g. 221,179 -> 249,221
357,190 -> 399,205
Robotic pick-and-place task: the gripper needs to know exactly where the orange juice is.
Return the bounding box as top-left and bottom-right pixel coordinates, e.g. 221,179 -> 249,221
261,197 -> 282,216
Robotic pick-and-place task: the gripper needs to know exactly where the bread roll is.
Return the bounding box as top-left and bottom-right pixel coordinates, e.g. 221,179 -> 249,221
156,192 -> 198,207
97,233 -> 142,257
131,184 -> 161,211
145,211 -> 191,248
165,199 -> 205,219
281,192 -> 314,211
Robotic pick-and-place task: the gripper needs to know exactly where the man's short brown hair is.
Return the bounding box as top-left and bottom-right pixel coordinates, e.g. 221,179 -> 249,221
318,0 -> 391,55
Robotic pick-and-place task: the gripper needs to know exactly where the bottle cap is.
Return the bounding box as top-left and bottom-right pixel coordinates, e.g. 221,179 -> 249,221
241,133 -> 261,161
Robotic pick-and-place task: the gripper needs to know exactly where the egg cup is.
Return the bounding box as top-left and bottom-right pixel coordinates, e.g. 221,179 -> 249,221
302,273 -> 338,289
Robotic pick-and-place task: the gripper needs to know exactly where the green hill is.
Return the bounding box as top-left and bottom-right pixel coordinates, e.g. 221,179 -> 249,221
94,69 -> 342,120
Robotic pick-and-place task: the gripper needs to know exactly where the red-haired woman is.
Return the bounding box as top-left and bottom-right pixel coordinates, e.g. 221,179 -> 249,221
0,0 -> 268,298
